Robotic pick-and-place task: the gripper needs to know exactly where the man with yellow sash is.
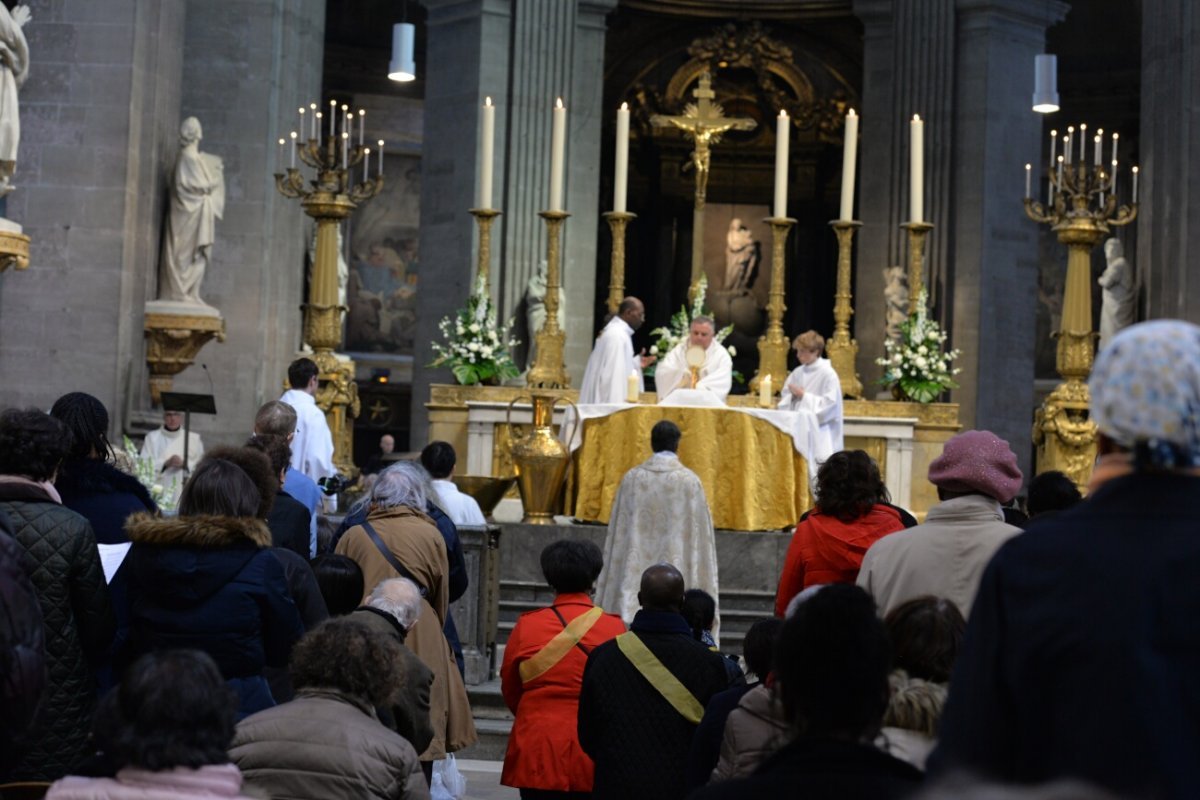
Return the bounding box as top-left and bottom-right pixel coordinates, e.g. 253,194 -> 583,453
578,563 -> 733,800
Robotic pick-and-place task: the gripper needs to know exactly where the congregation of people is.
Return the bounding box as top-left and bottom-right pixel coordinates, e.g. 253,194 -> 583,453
2,321 -> 1200,799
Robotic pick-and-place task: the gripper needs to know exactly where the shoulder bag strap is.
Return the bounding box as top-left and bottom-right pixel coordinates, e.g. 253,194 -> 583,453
616,632 -> 705,724
519,606 -> 605,684
360,520 -> 428,598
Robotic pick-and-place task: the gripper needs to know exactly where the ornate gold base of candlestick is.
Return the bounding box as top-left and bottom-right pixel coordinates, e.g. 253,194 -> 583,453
528,210 -> 571,389
603,211 -> 636,315
144,310 -> 226,406
469,208 -> 502,285
901,221 -> 934,314
827,220 -> 864,399
0,227 -> 30,272
750,216 -> 795,395
1033,378 -> 1096,494
310,348 -> 361,478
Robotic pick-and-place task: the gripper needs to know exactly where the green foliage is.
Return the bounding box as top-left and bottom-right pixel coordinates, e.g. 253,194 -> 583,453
429,273 -> 521,385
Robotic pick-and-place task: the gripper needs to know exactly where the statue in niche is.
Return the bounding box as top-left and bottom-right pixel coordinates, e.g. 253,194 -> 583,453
524,261 -> 565,370
883,264 -> 909,341
1098,237 -> 1135,351
158,117 -> 225,306
724,218 -> 760,291
0,4 -> 30,198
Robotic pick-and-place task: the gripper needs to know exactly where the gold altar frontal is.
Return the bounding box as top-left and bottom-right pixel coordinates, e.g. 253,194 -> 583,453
569,406 -> 810,531
427,385 -> 960,524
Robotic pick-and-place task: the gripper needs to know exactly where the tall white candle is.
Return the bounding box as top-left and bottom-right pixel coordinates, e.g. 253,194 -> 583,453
839,109 -> 858,221
378,140 -> 385,177
358,109 -> 365,146
309,103 -> 317,139
909,114 -> 924,223
549,98 -> 566,212
277,137 -> 285,165
342,131 -> 349,169
1065,126 -> 1074,164
329,100 -> 336,137
480,97 -> 495,209
1049,129 -> 1057,204
316,111 -> 323,140
1079,123 -> 1087,165
773,110 -> 790,219
1111,158 -> 1118,196
1025,163 -> 1031,199
1057,155 -> 1064,191
1094,135 -> 1102,167
1111,132 -> 1119,166
289,131 -> 297,169
298,107 -> 304,139
1132,166 -> 1139,203
363,147 -> 370,183
614,102 -> 630,213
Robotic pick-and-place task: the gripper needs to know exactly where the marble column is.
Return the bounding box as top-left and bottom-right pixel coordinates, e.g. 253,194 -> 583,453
412,0 -> 615,446
161,0 -> 323,442
1139,1 -> 1200,321
0,1 -> 187,426
948,0 -> 1066,474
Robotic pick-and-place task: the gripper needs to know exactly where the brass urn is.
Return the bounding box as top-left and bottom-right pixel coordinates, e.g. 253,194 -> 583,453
506,392 -> 578,524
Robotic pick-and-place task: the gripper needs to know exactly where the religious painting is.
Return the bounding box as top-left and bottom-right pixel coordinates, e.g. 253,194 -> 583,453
345,153 -> 421,356
702,203 -> 771,339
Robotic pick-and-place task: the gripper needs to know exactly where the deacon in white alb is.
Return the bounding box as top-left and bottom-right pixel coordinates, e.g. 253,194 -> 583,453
579,296 -> 656,404
420,440 -> 486,526
280,357 -> 337,493
654,316 -> 733,403
778,330 -> 844,453
140,409 -> 204,487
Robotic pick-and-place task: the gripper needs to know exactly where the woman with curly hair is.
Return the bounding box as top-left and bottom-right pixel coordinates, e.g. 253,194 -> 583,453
121,449 -> 304,719
47,649 -> 255,799
230,618 -> 428,800
775,450 -> 915,616
0,408 -> 114,780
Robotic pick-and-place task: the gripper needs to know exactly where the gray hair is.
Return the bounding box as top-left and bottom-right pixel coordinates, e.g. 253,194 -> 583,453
691,315 -> 716,332
366,577 -> 423,630
370,460 -> 429,511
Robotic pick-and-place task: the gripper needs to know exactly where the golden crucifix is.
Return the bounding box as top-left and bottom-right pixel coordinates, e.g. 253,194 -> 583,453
651,72 -> 757,298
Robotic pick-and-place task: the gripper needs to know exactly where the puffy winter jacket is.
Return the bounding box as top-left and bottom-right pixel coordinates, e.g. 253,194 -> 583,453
0,516 -> 46,775
0,481 -> 115,780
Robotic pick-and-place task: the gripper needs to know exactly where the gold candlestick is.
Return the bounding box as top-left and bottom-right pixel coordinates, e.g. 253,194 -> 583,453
274,128 -> 383,476
602,210 -> 636,315
1024,154 -> 1137,492
468,208 -> 502,287
527,210 -> 571,388
900,220 -> 934,314
827,219 -> 864,399
751,216 -> 795,395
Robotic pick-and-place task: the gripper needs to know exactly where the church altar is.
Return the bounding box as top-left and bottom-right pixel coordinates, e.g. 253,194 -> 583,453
427,384 -> 958,524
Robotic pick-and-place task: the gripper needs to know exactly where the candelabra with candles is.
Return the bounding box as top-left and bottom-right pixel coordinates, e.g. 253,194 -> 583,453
1023,124 -> 1138,492
275,101 -> 385,476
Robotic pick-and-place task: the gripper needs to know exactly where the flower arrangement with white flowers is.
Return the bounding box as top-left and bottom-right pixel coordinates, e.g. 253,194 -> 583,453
122,436 -> 179,513
430,273 -> 521,386
875,290 -> 961,403
646,275 -> 737,376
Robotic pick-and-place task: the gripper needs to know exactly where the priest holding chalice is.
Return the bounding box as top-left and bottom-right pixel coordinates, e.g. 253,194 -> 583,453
654,316 -> 733,405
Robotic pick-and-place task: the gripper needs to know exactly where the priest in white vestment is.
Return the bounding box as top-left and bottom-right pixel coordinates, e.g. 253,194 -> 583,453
654,316 -> 733,404
596,420 -> 719,630
140,409 -> 203,490
579,296 -> 656,404
778,330 -> 844,453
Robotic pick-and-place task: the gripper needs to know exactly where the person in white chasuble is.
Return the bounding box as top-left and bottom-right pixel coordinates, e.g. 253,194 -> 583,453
655,317 -> 734,404
778,330 -> 844,453
596,420 -> 719,631
579,296 -> 656,404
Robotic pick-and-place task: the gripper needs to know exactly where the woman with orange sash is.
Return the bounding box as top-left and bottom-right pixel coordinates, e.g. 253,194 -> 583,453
501,540 -> 626,798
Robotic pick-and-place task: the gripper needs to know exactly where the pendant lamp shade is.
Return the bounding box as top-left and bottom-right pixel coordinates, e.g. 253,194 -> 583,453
389,22 -> 416,82
1032,54 -> 1059,113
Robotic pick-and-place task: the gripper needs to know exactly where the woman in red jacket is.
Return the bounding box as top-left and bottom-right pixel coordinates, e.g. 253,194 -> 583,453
501,539 -> 626,798
775,450 -> 915,616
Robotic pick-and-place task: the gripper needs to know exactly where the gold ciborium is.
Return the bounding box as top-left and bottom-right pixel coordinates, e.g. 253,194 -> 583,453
506,393 -> 579,524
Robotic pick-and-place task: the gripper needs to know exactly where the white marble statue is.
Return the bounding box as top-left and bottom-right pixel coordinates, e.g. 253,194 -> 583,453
0,4 -> 30,198
884,264 -> 909,341
1098,237 -> 1136,350
158,117 -> 225,305
523,260 -> 565,369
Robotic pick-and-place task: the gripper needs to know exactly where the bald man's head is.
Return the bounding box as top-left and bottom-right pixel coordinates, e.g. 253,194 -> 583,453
637,563 -> 685,613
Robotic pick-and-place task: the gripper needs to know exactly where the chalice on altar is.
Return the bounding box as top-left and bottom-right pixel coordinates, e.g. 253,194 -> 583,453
686,345 -> 706,388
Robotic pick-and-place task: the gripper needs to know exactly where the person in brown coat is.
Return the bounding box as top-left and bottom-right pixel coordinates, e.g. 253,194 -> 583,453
230,618 -> 429,800
336,461 -> 477,763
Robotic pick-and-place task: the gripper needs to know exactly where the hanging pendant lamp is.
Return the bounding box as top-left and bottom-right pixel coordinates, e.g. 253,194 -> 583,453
389,22 -> 416,82
1032,54 -> 1059,113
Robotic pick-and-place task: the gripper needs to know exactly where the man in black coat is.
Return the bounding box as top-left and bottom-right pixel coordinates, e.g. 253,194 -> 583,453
692,584 -> 921,800
578,563 -> 731,800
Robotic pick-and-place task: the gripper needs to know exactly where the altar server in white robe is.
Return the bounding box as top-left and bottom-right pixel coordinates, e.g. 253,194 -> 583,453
140,409 -> 203,487
579,296 -> 656,404
654,316 -> 733,403
597,420 -> 719,631
778,330 -> 844,453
